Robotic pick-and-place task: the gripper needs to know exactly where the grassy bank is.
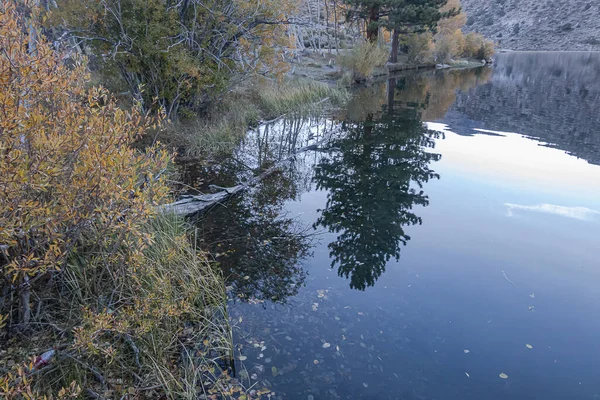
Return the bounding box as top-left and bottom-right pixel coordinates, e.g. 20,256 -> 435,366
1,214 -> 238,399
164,78 -> 349,158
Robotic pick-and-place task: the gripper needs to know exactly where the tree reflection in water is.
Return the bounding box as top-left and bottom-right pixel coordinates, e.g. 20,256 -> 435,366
189,67 -> 492,297
199,198 -> 312,304
193,117 -> 333,304
313,79 -> 442,290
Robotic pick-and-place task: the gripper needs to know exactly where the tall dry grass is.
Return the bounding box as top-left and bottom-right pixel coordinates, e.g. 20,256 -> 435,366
256,79 -> 349,119
174,79 -> 348,157
1,213 -> 235,399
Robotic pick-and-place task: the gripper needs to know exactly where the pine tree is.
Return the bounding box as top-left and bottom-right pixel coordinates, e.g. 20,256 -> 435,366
344,0 -> 459,62
313,81 -> 441,290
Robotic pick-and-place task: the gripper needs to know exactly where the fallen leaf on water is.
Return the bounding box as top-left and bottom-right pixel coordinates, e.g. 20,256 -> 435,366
243,276 -> 250,280
499,373 -> 508,379
271,366 -> 278,376
463,349 -> 470,354
526,344 -> 533,349
322,343 -> 331,349
238,356 -> 247,361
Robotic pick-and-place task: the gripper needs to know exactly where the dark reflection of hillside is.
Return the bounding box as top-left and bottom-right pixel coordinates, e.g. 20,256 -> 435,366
313,81 -> 442,291
451,52 -> 600,165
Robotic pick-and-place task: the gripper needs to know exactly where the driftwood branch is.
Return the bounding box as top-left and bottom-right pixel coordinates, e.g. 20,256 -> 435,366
160,131 -> 337,216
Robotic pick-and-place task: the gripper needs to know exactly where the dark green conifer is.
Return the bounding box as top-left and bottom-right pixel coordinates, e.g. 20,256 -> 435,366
344,0 -> 459,61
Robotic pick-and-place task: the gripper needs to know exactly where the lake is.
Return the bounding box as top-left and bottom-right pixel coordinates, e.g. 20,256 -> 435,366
192,52 -> 600,399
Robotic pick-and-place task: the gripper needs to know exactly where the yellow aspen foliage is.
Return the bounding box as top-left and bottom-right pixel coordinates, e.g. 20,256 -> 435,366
1,3 -> 233,398
438,0 -> 467,35
0,1 -> 171,322
433,0 -> 494,60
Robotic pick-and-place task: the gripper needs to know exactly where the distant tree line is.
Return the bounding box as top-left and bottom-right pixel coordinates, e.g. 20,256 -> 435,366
340,0 -> 494,64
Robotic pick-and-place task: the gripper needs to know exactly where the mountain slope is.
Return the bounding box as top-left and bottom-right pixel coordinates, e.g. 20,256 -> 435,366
460,0 -> 600,51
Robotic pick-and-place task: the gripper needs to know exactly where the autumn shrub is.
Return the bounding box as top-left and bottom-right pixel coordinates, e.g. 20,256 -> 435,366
338,42 -> 389,83
1,0 -> 169,326
432,1 -> 493,62
405,32 -> 434,64
434,33 -> 459,62
0,3 -> 232,398
47,0 -> 299,119
463,32 -> 495,59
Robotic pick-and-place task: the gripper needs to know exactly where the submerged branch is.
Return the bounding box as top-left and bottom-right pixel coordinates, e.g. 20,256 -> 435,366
160,129 -> 339,216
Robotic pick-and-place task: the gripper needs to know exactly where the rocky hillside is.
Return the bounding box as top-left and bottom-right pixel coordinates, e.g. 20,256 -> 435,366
460,0 -> 600,51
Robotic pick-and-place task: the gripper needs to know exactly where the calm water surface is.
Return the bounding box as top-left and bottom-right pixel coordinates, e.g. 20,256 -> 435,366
193,52 -> 600,399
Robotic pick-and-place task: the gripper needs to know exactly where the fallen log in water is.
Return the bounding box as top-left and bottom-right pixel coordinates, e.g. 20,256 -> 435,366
160,141 -> 327,216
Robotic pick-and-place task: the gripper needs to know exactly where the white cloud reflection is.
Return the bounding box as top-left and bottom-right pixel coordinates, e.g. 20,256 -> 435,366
505,203 -> 600,221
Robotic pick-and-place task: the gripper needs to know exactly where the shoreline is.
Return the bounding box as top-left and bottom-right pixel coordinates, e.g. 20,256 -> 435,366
291,51 -> 490,86
498,49 -> 600,53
